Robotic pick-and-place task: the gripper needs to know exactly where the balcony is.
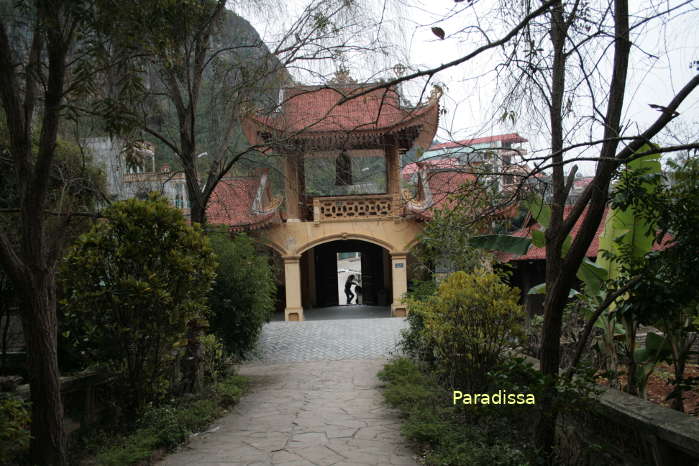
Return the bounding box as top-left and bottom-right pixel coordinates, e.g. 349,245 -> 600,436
310,194 -> 401,223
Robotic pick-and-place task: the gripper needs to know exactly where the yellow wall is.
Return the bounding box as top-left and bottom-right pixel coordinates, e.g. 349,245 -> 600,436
257,218 -> 422,257
253,218 -> 423,320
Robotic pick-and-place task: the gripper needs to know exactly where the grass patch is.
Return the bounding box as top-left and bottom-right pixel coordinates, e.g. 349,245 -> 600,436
75,374 -> 248,466
379,358 -> 534,466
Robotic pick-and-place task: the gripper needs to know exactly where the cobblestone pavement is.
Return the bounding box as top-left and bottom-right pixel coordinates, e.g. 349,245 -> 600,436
159,359 -> 418,466
245,318 -> 408,363
271,305 -> 393,321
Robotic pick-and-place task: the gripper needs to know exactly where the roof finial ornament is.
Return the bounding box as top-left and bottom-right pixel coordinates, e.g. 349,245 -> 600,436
429,85 -> 443,103
329,66 -> 357,85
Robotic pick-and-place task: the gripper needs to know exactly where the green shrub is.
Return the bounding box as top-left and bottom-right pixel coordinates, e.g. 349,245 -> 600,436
0,396 -> 30,464
91,374 -> 247,465
400,297 -> 435,362
379,359 -> 532,466
208,233 -> 276,357
215,375 -> 248,407
200,333 -> 226,383
61,194 -> 217,414
422,270 -> 524,391
94,430 -> 159,466
174,399 -> 220,432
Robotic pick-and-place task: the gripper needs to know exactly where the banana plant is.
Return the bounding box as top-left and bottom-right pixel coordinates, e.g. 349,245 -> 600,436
595,144 -> 664,396
470,193 -> 608,296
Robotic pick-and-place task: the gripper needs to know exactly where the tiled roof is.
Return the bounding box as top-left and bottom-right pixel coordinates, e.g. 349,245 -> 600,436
251,85 -> 437,133
429,133 -> 527,151
498,206 -> 671,262
403,158 -> 464,178
206,177 -> 279,231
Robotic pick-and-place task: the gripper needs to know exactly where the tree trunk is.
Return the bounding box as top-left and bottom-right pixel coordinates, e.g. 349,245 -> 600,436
534,0 -> 567,457
19,268 -> 67,466
671,356 -> 686,412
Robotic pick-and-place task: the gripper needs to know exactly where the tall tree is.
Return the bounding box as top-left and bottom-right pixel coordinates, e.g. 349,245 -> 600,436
0,1 -> 78,463
341,0 -> 699,458
0,1 -> 113,463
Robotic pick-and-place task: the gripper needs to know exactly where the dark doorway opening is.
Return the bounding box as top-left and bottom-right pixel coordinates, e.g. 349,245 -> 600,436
301,240 -> 391,309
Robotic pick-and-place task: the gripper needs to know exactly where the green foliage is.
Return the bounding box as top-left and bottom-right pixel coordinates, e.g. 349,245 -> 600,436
469,234 -> 531,255
400,296 -> 434,363
200,334 -> 226,384
215,375 -> 248,408
0,396 -> 30,464
413,181 -> 497,274
380,357 -> 602,465
208,232 -> 276,358
597,144 -> 662,280
61,194 -> 217,413
89,374 -> 247,465
421,270 -> 524,390
379,359 -> 532,466
610,154 -> 699,404
471,193 -> 608,295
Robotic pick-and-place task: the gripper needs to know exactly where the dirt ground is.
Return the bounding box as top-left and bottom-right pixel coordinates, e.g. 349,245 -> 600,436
600,363 -> 699,415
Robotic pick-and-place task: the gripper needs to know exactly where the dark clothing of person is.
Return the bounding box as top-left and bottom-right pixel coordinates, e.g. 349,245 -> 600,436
345,276 -> 357,304
345,287 -> 355,305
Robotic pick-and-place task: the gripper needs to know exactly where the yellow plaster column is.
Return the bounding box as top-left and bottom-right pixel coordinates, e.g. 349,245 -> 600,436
385,139 -> 401,196
390,252 -> 408,317
284,154 -> 301,221
283,256 -> 304,321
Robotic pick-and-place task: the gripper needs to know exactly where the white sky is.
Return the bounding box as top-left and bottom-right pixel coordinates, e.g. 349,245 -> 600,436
244,0 -> 699,175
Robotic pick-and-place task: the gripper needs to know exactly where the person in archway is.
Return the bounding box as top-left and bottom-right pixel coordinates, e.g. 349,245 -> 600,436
345,274 -> 357,305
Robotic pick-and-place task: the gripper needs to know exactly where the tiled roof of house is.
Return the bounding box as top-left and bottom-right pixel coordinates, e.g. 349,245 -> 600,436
206,176 -> 280,232
405,167 -> 520,221
428,133 -> 527,151
403,158 -> 463,178
498,206 -> 671,262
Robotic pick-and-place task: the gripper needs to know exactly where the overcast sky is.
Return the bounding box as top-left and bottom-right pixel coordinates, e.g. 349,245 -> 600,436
245,0 -> 699,175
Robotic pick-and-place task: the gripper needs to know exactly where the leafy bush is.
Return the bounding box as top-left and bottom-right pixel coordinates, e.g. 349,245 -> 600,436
200,334 -> 226,383
379,358 -> 531,466
421,270 -> 523,391
0,396 -> 30,464
215,375 -> 248,408
399,299 -> 431,361
399,280 -> 437,361
208,232 -> 276,357
61,194 -> 217,414
91,374 -> 247,465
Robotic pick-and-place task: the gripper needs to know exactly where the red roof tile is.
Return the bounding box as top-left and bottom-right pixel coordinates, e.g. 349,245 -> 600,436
498,207 -> 607,261
403,158 -> 464,178
206,177 -> 278,230
253,85 -> 435,133
407,169 -> 479,220
499,206 -> 671,262
429,133 -> 527,151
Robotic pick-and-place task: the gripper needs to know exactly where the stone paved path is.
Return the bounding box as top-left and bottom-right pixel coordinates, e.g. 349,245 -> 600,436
160,359 -> 417,466
246,318 -> 408,363
159,319 -> 416,465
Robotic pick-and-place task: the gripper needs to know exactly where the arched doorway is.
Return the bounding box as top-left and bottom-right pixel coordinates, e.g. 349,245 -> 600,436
299,239 -> 393,320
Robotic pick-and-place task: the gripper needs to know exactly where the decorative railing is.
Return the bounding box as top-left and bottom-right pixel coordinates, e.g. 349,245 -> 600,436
311,194 -> 401,223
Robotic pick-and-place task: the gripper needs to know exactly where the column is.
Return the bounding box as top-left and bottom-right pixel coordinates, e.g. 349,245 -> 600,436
390,252 -> 408,317
284,154 -> 301,221
283,256 -> 304,321
385,139 -> 401,196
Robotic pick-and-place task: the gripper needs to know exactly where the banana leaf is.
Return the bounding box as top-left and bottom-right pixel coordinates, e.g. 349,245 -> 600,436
469,235 -> 531,255
596,143 -> 661,280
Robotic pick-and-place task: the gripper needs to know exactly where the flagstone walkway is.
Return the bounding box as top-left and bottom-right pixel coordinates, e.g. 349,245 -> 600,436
159,320 -> 417,466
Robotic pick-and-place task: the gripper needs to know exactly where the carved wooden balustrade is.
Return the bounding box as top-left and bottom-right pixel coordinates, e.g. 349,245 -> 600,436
311,194 -> 401,223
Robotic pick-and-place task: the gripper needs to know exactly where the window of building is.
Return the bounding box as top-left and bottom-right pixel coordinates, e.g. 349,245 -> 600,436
335,151 -> 352,186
